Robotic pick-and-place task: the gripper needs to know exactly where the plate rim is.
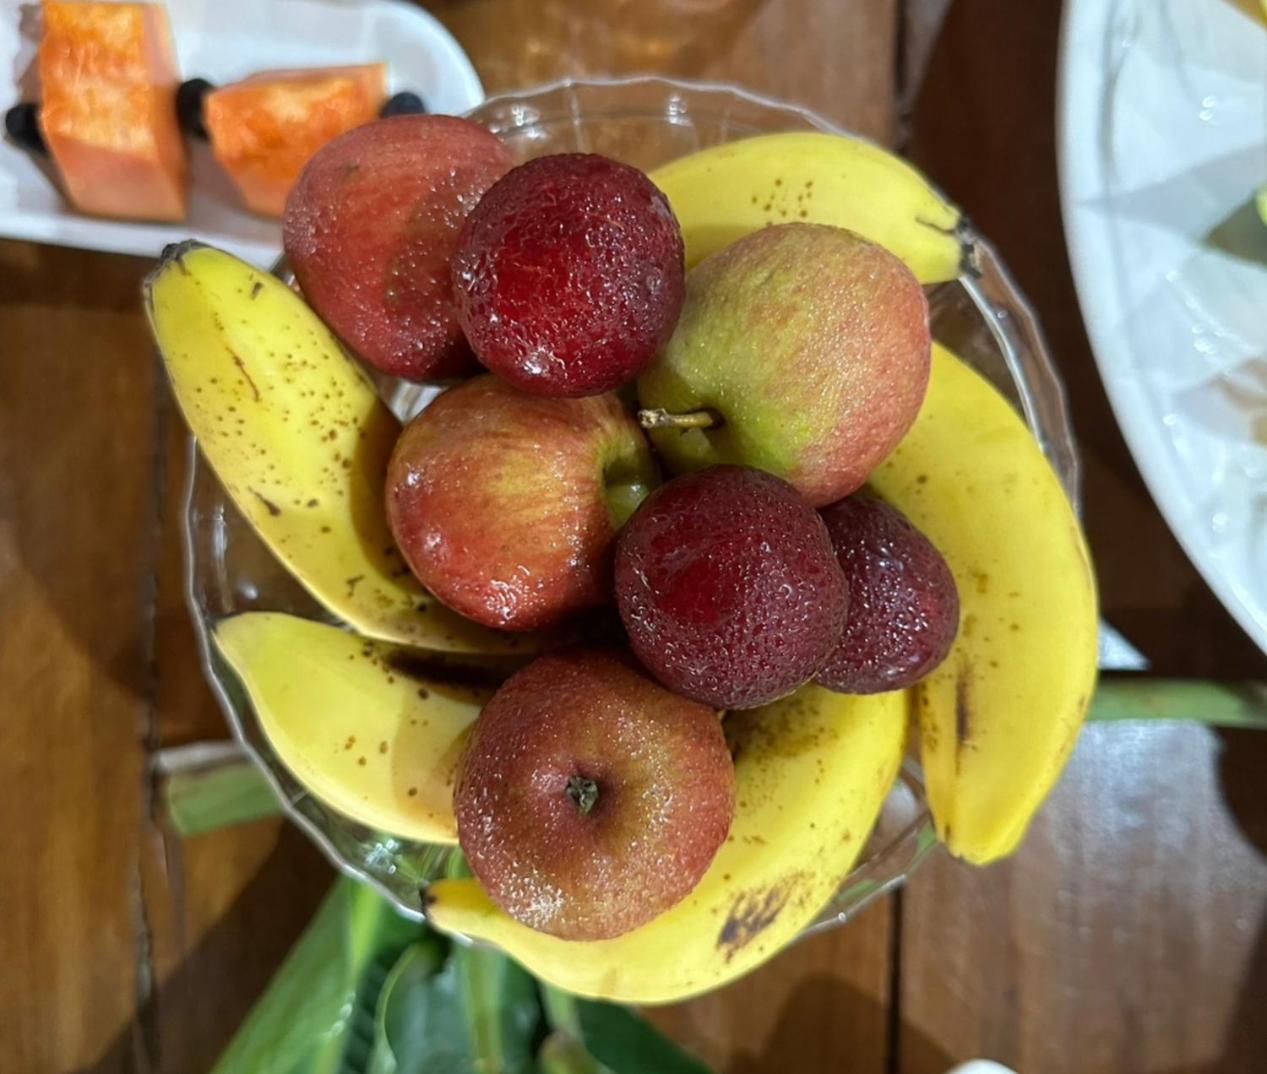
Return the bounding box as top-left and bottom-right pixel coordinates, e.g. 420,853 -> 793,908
0,0 -> 484,262
1056,0 -> 1267,655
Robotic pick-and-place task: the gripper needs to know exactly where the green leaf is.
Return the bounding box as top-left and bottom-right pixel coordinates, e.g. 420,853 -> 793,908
367,942 -> 448,1074
210,877 -> 426,1074
370,942 -> 541,1074
540,984 -> 709,1074
572,1000 -> 713,1074
539,983 -> 583,1038
537,1032 -> 606,1074
1087,679 -> 1267,728
453,942 -> 541,1074
162,755 -> 282,836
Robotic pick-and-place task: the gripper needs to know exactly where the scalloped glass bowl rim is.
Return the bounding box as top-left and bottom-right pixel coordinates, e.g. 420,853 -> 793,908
181,75 -> 1077,932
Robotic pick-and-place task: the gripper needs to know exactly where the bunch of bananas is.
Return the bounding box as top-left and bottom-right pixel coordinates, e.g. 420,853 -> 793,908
145,130 -> 1097,1004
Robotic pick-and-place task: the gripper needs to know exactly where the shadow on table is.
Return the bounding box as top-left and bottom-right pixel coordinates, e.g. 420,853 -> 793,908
1217,728 -> 1267,861
1153,908 -> 1267,1074
75,823 -> 331,1074
725,971 -> 953,1074
1209,906 -> 1267,1073
1,241 -> 162,706
1208,730 -> 1267,1071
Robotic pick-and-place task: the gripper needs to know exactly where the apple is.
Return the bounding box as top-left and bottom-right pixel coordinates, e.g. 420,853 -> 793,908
637,222 -> 930,507
453,648 -> 735,940
386,375 -> 657,631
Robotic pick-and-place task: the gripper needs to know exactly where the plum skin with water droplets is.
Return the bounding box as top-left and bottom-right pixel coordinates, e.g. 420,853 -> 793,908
454,649 -> 735,940
615,465 -> 849,710
815,493 -> 960,694
452,153 -> 685,397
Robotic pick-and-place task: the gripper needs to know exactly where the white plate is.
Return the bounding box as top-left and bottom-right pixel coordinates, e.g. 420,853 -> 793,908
0,0 -> 482,264
1059,0 -> 1267,652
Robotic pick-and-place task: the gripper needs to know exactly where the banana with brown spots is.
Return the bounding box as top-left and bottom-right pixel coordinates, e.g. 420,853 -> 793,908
869,344 -> 1098,864
144,241 -> 541,654
425,684 -> 906,1003
213,612 -> 495,843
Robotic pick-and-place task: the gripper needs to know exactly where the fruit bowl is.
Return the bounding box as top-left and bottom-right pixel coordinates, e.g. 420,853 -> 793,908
183,76 -> 1078,930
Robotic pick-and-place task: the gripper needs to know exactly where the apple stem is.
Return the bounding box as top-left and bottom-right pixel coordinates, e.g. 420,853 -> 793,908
637,407 -> 722,431
566,774 -> 600,816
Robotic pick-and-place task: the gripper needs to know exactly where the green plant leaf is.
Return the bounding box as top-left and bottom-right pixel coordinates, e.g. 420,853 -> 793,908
539,985 -> 711,1074
537,1031 -> 607,1074
210,877 -> 427,1074
1087,678 -> 1267,727
540,984 -> 709,1074
539,983 -> 583,1038
367,942 -> 449,1074
454,942 -> 541,1074
162,754 -> 282,836
369,941 -> 541,1074
571,1000 -> 713,1074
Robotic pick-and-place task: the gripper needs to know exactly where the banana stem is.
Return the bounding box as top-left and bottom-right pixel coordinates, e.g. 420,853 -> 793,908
540,982 -> 583,1037
1087,678 -> 1267,729
637,408 -> 722,431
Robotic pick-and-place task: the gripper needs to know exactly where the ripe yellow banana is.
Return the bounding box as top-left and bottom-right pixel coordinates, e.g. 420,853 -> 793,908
870,344 -> 1099,864
649,131 -> 975,282
426,684 -> 906,1003
144,241 -> 533,654
214,612 -> 492,843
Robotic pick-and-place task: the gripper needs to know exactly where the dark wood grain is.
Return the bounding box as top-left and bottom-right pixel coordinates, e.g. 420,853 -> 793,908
0,243 -> 159,1073
5,1 -> 1267,1072
0,241 -> 333,1074
428,0 -> 898,141
898,2 -> 1267,1071
899,723 -> 1267,1074
137,397 -> 332,1074
644,899 -> 894,1074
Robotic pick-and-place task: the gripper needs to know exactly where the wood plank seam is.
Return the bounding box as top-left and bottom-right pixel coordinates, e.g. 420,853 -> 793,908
886,887 -> 904,1074
126,359 -> 172,1074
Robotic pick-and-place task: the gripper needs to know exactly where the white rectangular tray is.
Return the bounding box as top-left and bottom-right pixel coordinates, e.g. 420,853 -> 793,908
1,0 -> 483,264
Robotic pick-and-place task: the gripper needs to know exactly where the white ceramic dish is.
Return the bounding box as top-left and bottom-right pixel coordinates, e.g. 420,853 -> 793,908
1059,0 -> 1267,652
0,0 -> 482,264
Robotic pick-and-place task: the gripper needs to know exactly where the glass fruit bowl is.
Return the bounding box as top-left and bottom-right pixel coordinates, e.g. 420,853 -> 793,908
184,76 -> 1077,930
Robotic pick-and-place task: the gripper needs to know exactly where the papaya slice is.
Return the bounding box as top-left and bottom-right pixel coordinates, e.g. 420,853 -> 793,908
38,2 -> 187,222
205,64 -> 388,217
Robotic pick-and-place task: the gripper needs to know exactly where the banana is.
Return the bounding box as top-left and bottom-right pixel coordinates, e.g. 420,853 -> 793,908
649,131 -> 976,282
870,344 -> 1099,864
213,612 -> 493,843
144,241 -> 535,654
426,684 -> 906,1003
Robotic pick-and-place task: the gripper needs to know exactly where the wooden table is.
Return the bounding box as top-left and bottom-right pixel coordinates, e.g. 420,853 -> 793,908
3,1 -> 1266,1071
